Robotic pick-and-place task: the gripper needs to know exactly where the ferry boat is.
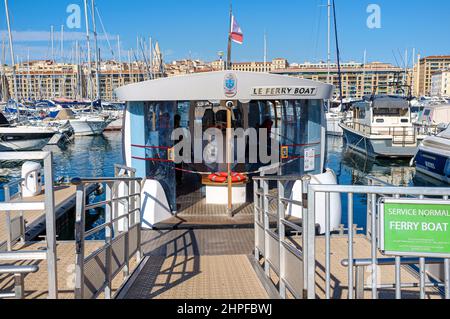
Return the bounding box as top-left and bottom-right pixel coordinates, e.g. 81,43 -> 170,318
115,71 -> 342,232
339,95 -> 425,158
413,126 -> 450,184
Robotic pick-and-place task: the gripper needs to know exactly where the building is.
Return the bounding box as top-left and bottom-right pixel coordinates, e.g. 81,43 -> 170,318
272,61 -> 408,99
0,55 -> 416,102
430,70 -> 450,97
413,55 -> 450,96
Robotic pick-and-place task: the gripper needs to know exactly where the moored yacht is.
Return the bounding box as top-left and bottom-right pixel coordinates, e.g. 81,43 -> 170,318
339,95 -> 425,158
0,112 -> 56,151
413,126 -> 450,184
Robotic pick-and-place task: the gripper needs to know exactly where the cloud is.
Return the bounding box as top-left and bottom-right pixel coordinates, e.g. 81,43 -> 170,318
0,30 -> 116,43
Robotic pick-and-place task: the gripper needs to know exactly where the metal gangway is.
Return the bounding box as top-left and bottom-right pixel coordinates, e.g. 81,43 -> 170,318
0,152 -> 58,299
253,174 -> 450,299
0,153 -> 143,299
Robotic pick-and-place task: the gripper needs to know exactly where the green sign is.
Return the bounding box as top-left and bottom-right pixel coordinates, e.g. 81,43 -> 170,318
379,199 -> 450,258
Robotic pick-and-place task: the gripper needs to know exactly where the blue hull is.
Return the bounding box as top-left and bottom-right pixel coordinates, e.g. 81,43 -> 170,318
415,150 -> 450,183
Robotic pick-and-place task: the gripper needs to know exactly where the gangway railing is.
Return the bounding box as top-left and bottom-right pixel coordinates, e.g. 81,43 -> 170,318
305,182 -> 450,300
2,178 -> 26,251
72,175 -> 142,299
253,175 -> 308,299
0,152 -> 58,299
253,173 -> 450,300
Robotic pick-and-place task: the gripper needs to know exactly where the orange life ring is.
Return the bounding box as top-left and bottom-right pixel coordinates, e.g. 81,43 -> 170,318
208,172 -> 247,184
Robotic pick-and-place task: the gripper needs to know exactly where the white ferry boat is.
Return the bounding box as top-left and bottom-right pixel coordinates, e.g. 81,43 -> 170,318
115,71 -> 342,231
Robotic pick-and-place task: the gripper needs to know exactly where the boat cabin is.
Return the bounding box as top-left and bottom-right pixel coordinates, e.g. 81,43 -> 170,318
115,71 -> 334,227
352,95 -> 412,131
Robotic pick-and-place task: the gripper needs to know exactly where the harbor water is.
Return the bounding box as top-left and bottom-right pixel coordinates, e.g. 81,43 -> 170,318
0,134 -> 447,239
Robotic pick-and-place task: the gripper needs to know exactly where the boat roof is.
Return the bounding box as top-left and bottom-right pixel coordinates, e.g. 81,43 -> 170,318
115,71 -> 334,102
360,95 -> 410,109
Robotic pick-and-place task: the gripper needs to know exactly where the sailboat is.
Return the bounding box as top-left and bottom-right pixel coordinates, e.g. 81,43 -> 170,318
66,0 -> 112,136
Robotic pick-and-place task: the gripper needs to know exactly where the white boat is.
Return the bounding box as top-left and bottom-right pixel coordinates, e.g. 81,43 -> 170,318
69,114 -> 113,136
326,111 -> 344,136
0,112 -> 57,151
340,95 -> 425,158
414,102 -> 450,136
0,127 -> 57,151
52,108 -> 112,136
413,126 -> 450,184
115,71 -> 342,230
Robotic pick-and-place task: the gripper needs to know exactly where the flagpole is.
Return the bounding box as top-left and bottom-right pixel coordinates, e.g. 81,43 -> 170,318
226,3 -> 232,70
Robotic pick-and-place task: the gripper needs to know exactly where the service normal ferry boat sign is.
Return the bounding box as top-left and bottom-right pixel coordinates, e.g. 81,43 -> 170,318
379,198 -> 450,258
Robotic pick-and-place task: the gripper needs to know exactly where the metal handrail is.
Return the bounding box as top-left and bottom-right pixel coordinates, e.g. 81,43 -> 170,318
71,177 -> 143,185
306,182 -> 450,300
74,172 -> 142,299
341,257 -> 444,267
0,151 -> 58,299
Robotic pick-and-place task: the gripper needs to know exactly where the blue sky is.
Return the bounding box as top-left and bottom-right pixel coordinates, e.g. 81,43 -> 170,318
1,0 -> 450,66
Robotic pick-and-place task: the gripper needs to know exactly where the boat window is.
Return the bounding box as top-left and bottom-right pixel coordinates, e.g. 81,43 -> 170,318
423,109 -> 431,116
376,119 -> 384,123
373,108 -> 409,117
401,119 -> 409,123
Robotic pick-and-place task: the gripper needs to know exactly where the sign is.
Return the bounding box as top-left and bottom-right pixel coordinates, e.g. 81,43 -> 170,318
304,148 -> 315,172
224,73 -> 238,98
379,198 -> 450,258
281,146 -> 289,160
251,86 -> 317,97
168,147 -> 175,162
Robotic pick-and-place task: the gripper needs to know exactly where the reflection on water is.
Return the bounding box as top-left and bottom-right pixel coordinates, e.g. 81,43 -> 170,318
0,134 -> 447,238
0,133 -> 123,240
326,135 -> 448,230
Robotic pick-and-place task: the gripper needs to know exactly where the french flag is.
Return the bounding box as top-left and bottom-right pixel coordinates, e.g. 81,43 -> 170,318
230,14 -> 243,44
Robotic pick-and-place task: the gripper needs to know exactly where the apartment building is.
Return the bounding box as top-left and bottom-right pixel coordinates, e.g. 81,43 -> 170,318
413,55 -> 450,96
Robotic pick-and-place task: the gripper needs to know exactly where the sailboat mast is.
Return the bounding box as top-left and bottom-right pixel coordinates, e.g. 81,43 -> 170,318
327,0 -> 331,82
51,25 -> 55,98
91,0 -> 101,102
84,0 -> 92,102
263,31 -> 267,73
4,0 -> 20,118
61,25 -> 64,63
1,35 -> 7,102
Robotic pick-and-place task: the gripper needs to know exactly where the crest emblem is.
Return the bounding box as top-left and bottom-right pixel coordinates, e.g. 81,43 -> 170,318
224,73 -> 237,97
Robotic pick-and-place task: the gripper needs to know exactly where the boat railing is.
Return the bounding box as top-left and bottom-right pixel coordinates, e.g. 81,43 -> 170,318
413,122 -> 441,136
343,120 -> 417,145
0,151 -> 58,299
305,182 -> 450,300
71,175 -> 143,299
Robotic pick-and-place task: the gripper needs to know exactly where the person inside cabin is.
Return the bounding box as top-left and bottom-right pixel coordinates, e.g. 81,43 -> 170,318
174,114 -> 183,185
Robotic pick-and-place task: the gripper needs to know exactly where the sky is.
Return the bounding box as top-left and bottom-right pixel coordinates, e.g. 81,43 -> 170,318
1,0 -> 450,67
